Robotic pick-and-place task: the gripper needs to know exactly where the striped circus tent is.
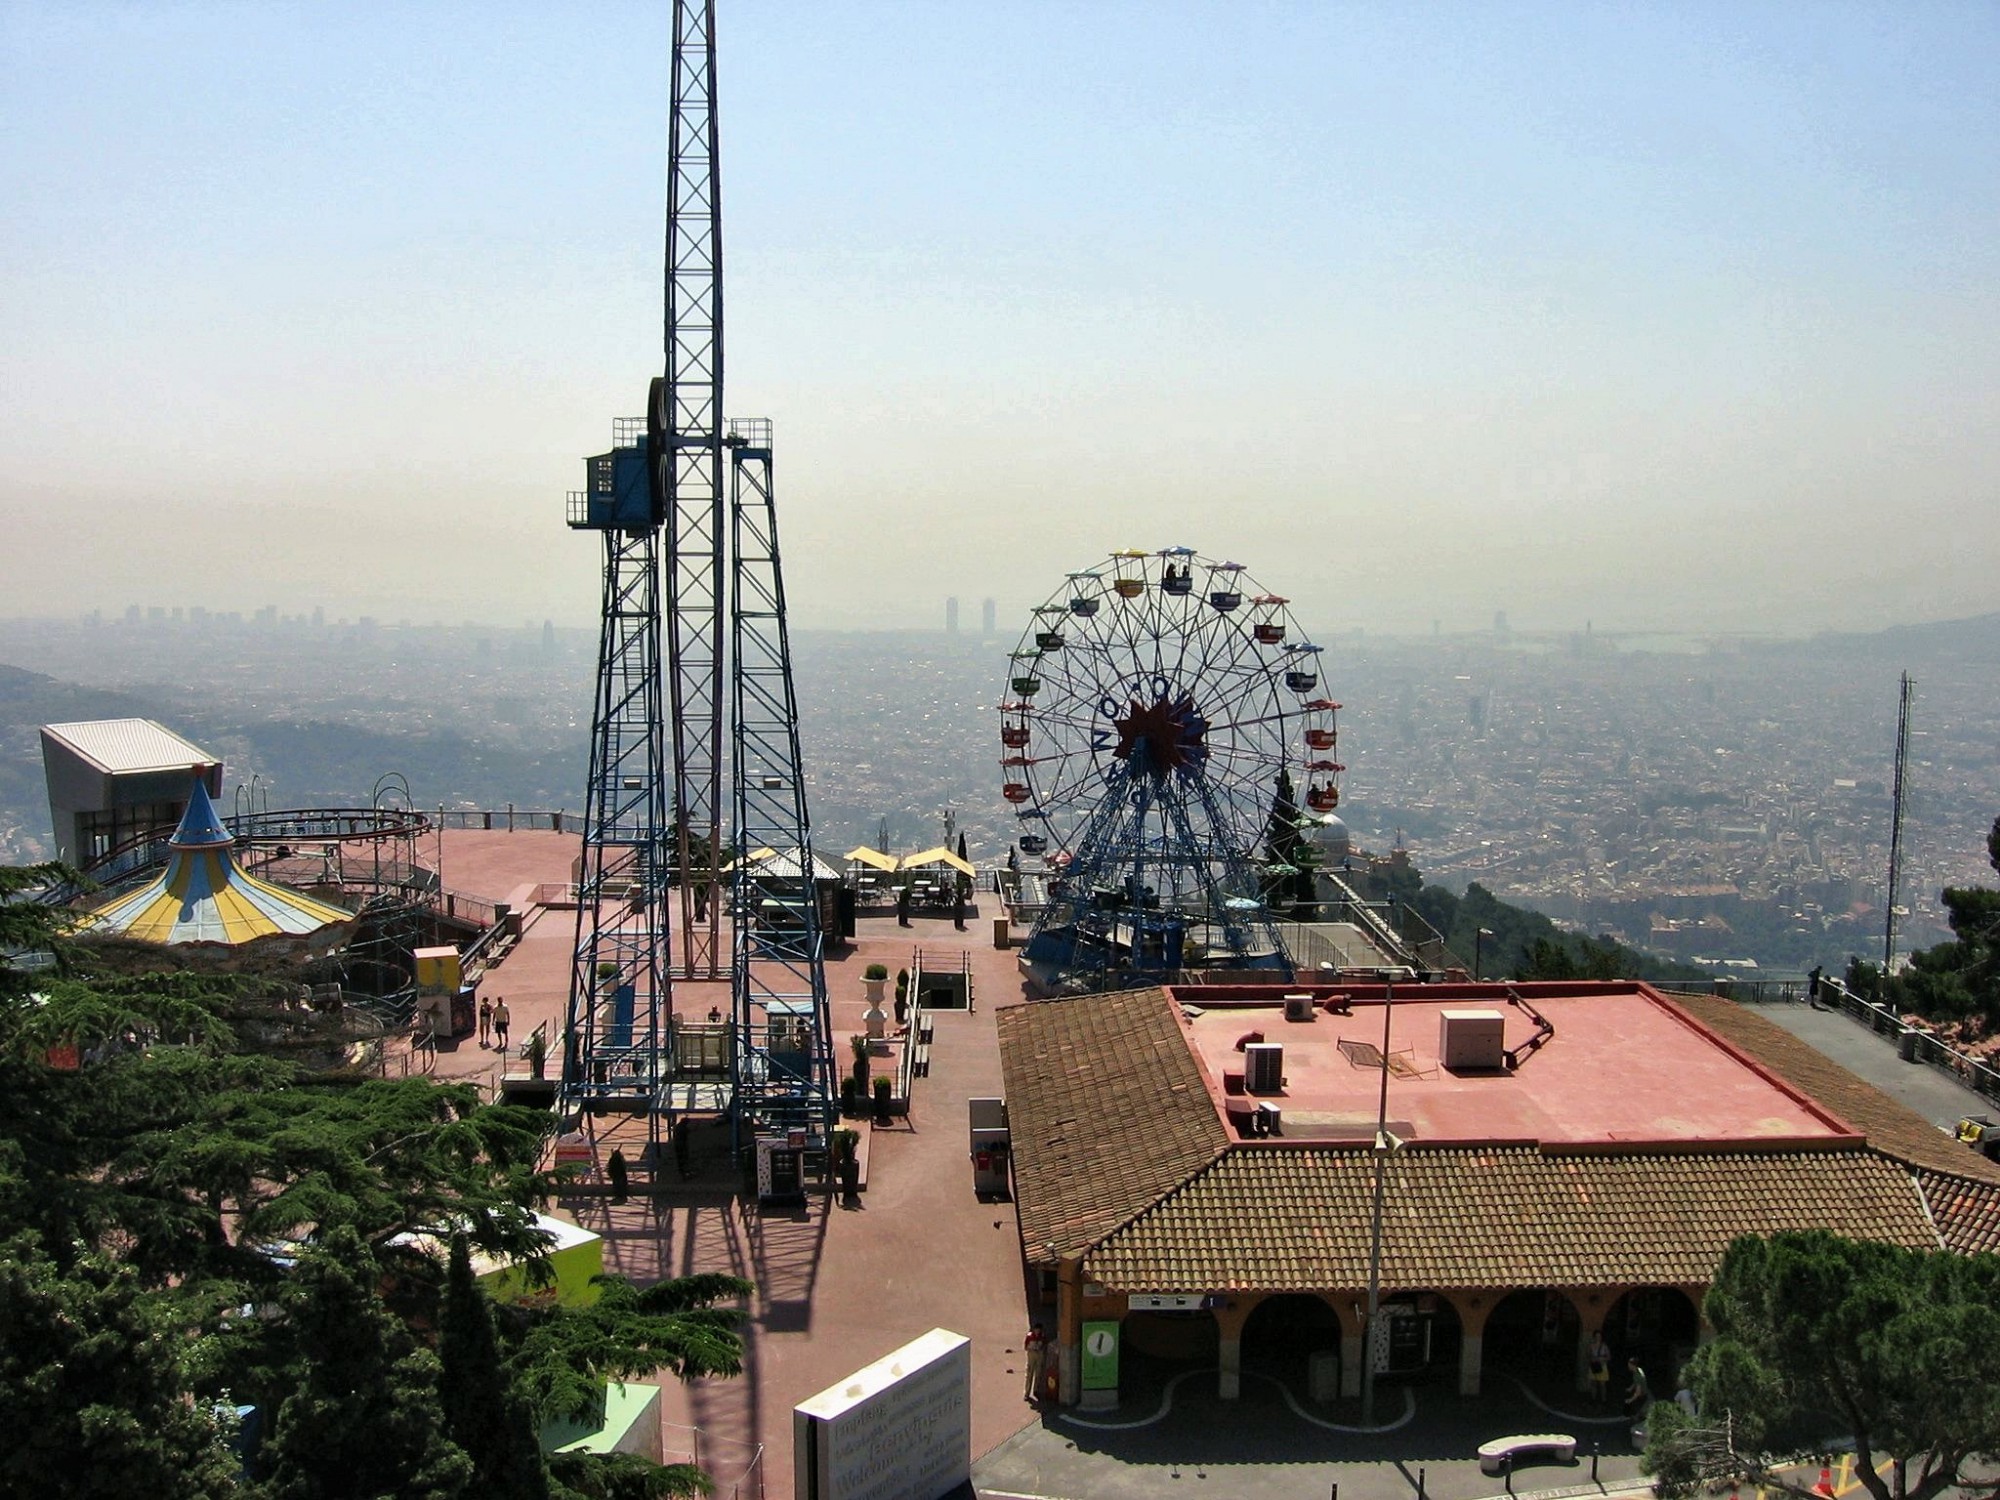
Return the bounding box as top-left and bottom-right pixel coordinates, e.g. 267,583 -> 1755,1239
82,780 -> 351,945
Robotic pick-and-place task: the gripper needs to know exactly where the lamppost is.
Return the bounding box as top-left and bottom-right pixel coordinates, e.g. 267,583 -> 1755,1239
1474,927 -> 1495,981
1361,969 -> 1395,1426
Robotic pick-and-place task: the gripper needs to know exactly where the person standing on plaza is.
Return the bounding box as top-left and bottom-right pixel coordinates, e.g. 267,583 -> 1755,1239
478,994 -> 493,1047
1023,1326 -> 1046,1403
493,997 -> 510,1053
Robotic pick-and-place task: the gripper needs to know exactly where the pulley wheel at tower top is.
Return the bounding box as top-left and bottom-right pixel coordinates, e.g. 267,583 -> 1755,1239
995,547 -> 1341,862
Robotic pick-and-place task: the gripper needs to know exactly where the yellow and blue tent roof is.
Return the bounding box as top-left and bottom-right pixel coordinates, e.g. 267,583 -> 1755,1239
82,780 -> 351,945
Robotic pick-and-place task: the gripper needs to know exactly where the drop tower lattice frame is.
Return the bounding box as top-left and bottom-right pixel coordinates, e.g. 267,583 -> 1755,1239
664,0 -> 728,983
562,418 -> 672,1153
729,419 -> 835,1146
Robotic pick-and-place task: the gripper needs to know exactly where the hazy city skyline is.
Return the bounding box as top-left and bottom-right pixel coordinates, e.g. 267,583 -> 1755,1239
3,3 -> 1996,635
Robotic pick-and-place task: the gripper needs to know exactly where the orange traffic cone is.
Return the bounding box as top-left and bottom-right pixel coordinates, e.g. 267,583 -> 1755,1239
1815,1467 -> 1834,1496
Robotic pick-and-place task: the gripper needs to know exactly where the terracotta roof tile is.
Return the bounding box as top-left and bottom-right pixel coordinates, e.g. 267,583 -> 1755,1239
1083,1144 -> 1938,1293
998,988 -> 1228,1263
1917,1169 -> 2000,1254
1663,993 -> 2000,1184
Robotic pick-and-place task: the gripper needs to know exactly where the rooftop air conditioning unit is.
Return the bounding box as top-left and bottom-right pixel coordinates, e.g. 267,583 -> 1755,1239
1256,1101 -> 1282,1137
1439,1009 -> 1506,1071
1283,992 -> 1315,1023
1244,1041 -> 1284,1095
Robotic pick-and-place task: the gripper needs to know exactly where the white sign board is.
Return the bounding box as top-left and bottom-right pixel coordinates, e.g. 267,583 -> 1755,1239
793,1328 -> 971,1500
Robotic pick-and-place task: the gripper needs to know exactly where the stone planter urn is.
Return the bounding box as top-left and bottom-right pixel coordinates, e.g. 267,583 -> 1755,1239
862,969 -> 889,1041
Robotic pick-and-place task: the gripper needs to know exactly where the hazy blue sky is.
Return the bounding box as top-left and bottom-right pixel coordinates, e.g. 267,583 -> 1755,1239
3,2 -> 1996,641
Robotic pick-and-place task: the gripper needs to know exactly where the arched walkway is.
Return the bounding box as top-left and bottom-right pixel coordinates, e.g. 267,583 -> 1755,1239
1119,1308 -> 1218,1404
1241,1292 -> 1344,1393
1372,1292 -> 1462,1389
1480,1287 -> 1581,1393
1604,1286 -> 1700,1401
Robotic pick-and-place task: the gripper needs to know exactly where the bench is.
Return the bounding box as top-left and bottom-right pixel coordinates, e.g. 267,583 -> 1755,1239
1478,1434 -> 1577,1477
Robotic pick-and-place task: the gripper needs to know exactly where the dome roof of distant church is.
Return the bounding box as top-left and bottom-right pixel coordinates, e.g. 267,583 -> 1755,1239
1311,813 -> 1351,862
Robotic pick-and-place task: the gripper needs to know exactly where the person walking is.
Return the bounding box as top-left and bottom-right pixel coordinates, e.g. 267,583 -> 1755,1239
478,994 -> 493,1047
1624,1357 -> 1651,1419
1023,1326 -> 1047,1403
493,997 -> 510,1053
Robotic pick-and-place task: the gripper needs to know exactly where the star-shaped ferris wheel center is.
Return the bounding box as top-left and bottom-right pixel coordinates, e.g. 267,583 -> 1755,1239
1113,692 -> 1209,780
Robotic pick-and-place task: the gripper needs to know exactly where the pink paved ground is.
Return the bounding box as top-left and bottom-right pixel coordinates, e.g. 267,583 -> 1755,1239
389,831 -> 1042,1498
1180,982 -> 1850,1146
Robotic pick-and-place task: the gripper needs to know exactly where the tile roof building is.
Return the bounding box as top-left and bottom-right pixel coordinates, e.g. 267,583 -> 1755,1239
996,980 -> 2000,1409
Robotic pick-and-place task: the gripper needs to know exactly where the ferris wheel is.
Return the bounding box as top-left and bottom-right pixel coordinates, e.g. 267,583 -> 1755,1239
998,547 -> 1342,992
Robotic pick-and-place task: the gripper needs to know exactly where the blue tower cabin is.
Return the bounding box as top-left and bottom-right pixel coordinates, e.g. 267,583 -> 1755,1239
567,423 -> 663,532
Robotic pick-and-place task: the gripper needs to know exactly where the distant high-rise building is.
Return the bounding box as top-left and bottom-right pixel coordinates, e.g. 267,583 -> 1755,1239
946,597 -> 960,635
1494,609 -> 1509,639
542,619 -> 557,655
981,598 -> 997,637
125,605 -> 141,625
312,605 -> 325,629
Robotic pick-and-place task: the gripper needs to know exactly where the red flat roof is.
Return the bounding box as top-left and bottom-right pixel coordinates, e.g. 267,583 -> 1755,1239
1170,981 -> 1856,1149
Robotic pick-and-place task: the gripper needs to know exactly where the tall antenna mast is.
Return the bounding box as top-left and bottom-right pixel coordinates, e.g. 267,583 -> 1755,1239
1883,670 -> 1914,973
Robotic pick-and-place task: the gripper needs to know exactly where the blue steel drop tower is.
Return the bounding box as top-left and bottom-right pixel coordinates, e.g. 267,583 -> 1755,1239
563,0 -> 834,1170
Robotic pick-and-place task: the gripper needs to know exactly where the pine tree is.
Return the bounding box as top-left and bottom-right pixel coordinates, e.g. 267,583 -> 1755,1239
0,1235 -> 241,1498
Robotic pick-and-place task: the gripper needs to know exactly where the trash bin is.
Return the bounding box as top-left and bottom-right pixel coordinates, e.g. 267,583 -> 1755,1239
993,916 -> 1011,950
1899,1027 -> 1922,1063
1309,1349 -> 1340,1403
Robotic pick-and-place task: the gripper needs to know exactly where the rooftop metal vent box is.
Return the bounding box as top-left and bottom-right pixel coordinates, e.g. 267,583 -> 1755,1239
1244,1041 -> 1284,1094
1439,1009 -> 1505,1071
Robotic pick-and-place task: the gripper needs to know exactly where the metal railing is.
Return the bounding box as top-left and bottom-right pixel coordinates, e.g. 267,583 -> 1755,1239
429,806 -> 571,833
660,1424 -> 762,1500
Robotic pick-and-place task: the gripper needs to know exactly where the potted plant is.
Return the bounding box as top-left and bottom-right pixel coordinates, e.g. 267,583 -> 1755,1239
850,1032 -> 870,1092
840,1074 -> 859,1118
873,1074 -> 893,1125
607,1148 -> 629,1205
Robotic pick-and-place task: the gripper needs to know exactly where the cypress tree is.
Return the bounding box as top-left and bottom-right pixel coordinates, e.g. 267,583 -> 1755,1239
440,1234 -> 549,1500
262,1230 -> 472,1500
